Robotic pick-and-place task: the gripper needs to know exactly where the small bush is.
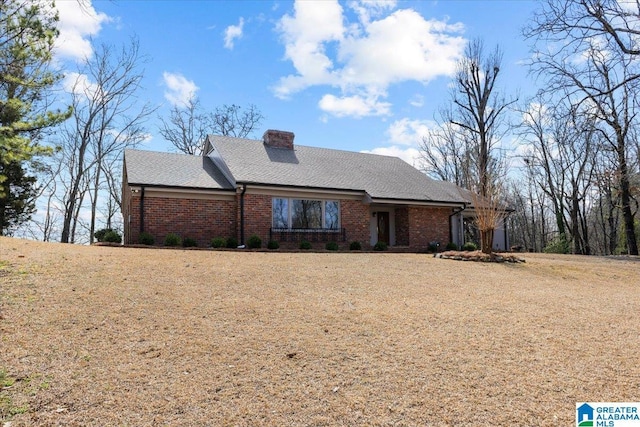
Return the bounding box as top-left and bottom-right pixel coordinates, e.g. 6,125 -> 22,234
445,242 -> 459,251
226,237 -> 238,248
428,241 -> 440,253
543,236 -> 570,254
299,240 -> 312,250
182,237 -> 197,248
103,230 -> 122,244
267,240 -> 280,250
139,232 -> 155,245
325,241 -> 339,251
373,241 -> 388,251
164,233 -> 182,247
349,241 -> 362,251
94,228 -> 113,242
211,237 -> 226,248
462,242 -> 478,251
247,234 -> 262,249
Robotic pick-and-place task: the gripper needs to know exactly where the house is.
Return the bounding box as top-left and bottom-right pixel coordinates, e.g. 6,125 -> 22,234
122,130 -> 510,251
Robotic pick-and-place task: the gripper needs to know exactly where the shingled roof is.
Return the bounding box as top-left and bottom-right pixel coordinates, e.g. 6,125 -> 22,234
124,149 -> 232,190
209,135 -> 468,204
124,133 -> 469,205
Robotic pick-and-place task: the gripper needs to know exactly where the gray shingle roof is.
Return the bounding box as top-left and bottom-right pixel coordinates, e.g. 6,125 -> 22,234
209,136 -> 468,204
124,137 -> 470,205
124,149 -> 233,190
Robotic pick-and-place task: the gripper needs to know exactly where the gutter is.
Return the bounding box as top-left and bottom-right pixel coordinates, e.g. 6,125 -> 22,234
139,186 -> 146,235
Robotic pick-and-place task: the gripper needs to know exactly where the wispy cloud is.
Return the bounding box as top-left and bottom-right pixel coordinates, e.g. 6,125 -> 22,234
162,72 -> 198,107
224,17 -> 245,50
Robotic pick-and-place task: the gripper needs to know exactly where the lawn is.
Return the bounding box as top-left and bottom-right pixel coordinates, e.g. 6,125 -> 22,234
1,237 -> 638,426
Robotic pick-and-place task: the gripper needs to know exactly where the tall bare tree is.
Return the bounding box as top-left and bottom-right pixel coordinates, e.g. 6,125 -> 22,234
421,39 -> 515,253
159,99 -> 264,155
527,0 -> 639,254
57,39 -> 155,243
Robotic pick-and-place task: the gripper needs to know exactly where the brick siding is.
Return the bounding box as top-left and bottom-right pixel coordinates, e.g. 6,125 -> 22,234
407,206 -> 451,250
125,193 -> 236,247
123,186 -> 454,251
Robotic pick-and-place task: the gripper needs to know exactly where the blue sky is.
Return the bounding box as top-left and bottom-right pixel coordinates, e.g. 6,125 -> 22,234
52,0 -> 540,166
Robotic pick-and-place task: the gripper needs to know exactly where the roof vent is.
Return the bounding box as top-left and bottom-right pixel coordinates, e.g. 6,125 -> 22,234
263,129 -> 294,150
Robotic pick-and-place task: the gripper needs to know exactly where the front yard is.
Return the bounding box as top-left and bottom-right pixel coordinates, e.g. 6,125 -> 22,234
1,237 -> 638,425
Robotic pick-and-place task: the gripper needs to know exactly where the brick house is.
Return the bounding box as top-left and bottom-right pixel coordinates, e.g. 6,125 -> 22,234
122,130 -> 509,251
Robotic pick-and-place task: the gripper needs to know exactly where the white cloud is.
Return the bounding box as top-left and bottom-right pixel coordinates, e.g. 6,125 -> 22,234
318,93 -> 391,117
386,118 -> 435,145
274,0 -> 465,118
224,17 -> 245,50
162,72 -> 198,107
54,0 -> 111,61
361,118 -> 436,167
348,0 -> 397,25
361,146 -> 423,167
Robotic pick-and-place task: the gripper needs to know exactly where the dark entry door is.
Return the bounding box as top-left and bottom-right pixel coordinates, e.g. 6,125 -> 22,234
377,211 -> 390,244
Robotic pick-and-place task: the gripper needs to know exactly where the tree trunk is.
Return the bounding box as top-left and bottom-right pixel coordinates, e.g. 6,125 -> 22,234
618,139 -> 638,255
480,228 -> 494,254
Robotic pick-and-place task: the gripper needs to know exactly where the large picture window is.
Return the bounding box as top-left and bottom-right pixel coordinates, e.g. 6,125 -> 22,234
272,198 -> 340,229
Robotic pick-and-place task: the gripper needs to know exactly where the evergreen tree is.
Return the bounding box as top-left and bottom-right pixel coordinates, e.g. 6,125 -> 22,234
0,0 -> 71,197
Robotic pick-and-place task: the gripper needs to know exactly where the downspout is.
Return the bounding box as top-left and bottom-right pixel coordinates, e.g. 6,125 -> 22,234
449,203 -> 467,246
239,184 -> 247,247
139,186 -> 146,235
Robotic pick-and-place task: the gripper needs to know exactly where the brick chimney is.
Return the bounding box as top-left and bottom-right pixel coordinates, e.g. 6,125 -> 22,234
263,129 -> 294,150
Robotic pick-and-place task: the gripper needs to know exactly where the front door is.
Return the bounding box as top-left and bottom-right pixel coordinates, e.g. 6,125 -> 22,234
377,211 -> 390,244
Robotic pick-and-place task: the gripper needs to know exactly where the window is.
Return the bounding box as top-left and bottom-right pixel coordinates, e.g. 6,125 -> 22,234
272,198 -> 340,229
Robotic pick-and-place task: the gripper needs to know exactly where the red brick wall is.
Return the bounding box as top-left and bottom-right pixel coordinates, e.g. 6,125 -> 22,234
407,207 -> 451,250
341,199 -> 371,248
242,193 -> 272,246
122,187 -> 454,251
125,193 -> 236,247
395,207 -> 409,246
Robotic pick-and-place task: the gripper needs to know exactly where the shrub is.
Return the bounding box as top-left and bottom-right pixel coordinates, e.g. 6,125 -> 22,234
211,237 -> 226,248
349,241 -> 362,251
445,242 -> 459,251
325,241 -> 339,251
462,242 -> 478,251
182,237 -> 197,248
164,233 -> 181,247
138,232 -> 155,245
94,228 -> 113,242
543,236 -> 570,254
373,241 -> 388,251
267,240 -> 280,250
247,234 -> 262,249
428,241 -> 440,253
102,230 -> 122,244
299,240 -> 312,250
226,237 -> 238,248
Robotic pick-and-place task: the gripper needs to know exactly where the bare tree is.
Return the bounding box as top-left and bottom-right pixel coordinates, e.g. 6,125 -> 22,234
424,39 -> 515,253
159,99 -> 264,155
56,39 -> 155,243
527,0 -> 639,254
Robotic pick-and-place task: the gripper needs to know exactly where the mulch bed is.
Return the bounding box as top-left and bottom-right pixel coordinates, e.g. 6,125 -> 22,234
435,250 -> 526,263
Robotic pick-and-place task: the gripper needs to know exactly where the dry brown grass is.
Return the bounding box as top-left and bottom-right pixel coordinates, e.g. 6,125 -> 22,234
1,237 -> 639,426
